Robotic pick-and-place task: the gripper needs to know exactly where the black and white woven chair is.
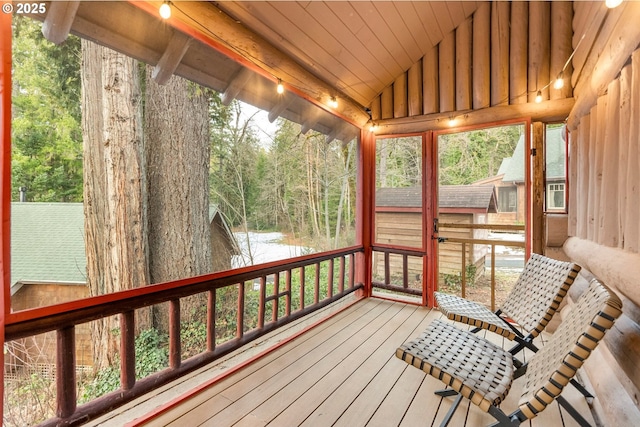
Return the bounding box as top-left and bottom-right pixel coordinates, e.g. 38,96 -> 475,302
396,279 -> 622,427
435,253 -> 581,357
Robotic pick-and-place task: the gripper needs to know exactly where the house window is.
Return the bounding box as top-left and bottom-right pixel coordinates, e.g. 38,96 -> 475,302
498,186 -> 517,212
547,183 -> 565,210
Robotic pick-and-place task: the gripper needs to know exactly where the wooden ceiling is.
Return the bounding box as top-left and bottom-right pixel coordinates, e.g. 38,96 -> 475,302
215,1 -> 480,108
32,1 -> 480,133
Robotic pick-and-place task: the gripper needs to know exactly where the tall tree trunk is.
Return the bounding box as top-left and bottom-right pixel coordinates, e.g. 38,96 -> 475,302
144,69 -> 211,327
334,142 -> 354,248
82,41 -> 149,368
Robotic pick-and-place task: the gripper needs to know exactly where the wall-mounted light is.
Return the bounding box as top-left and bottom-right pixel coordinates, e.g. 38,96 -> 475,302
329,96 -> 338,109
535,90 -> 543,103
276,79 -> 284,94
368,121 -> 377,133
448,116 -> 457,127
605,0 -> 623,9
159,1 -> 171,19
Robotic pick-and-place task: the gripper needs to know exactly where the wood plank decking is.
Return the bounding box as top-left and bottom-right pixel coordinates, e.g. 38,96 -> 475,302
92,298 -> 596,427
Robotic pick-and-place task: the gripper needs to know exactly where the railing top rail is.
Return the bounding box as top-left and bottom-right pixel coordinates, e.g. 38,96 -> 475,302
5,245 -> 364,341
438,223 -> 525,231
440,237 -> 525,247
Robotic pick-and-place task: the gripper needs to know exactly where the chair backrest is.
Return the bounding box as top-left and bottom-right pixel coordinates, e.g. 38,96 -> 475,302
517,279 -> 622,419
501,253 -> 581,337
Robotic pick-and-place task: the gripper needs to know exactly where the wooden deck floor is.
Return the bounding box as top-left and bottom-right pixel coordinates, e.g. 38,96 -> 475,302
95,298 -> 596,427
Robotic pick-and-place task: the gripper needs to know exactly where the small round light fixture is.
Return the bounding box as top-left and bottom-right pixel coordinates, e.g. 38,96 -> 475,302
535,90 -> 543,104
159,1 -> 171,19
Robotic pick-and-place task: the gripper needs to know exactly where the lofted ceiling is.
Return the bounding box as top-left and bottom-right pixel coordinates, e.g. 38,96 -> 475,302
214,1 -> 480,108
32,1 -> 480,135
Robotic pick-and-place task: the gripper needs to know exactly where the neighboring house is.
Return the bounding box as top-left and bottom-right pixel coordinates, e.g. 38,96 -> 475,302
374,185 -> 498,279
8,202 -> 239,369
479,126 -> 566,225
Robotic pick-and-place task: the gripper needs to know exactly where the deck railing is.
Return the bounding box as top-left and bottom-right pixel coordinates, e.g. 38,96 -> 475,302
438,223 -> 526,311
371,246 -> 425,298
4,246 -> 364,426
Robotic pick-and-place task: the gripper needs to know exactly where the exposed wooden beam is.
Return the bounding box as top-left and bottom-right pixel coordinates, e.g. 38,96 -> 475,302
268,96 -> 293,123
42,1 -> 80,44
373,98 -> 574,135
222,67 -> 252,106
152,30 -> 192,86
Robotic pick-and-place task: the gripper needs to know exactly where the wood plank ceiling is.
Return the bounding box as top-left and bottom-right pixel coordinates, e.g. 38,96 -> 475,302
33,1 -> 479,135
216,1 -> 479,108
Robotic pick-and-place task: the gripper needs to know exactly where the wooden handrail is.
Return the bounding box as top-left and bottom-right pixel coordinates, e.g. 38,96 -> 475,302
5,246 -> 364,427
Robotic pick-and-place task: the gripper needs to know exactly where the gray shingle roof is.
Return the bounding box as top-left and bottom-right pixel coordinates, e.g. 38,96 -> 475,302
376,185 -> 497,212
502,126 -> 565,182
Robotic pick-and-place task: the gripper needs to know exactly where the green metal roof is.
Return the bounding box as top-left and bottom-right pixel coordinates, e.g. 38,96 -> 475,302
11,203 -> 87,294
502,126 -> 565,183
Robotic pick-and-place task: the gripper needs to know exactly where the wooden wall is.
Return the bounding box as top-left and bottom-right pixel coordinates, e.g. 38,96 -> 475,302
369,1 -> 573,121
563,2 -> 640,425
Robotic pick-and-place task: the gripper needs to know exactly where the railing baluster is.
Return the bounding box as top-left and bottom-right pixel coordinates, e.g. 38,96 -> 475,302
351,253 -> 355,287
272,272 -> 280,322
491,244 -> 496,311
461,242 -> 467,299
169,299 -> 181,369
258,276 -> 266,329
207,290 -> 216,352
328,258 -> 334,297
314,262 -> 320,304
237,283 -> 245,338
299,266 -> 306,310
339,255 -> 345,293
120,311 -> 136,390
56,326 -> 76,418
402,254 -> 409,289
285,269 -> 292,316
384,251 -> 390,284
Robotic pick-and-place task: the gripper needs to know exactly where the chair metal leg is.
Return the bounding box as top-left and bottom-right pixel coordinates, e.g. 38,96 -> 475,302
439,393 -> 464,427
557,395 -> 593,427
487,406 -> 524,427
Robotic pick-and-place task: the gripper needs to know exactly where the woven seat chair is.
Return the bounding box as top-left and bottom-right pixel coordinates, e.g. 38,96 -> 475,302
396,279 -> 622,427
435,253 -> 581,357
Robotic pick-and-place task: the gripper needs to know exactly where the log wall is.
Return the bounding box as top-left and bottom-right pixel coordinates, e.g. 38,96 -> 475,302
564,2 -> 640,425
369,1 -> 573,121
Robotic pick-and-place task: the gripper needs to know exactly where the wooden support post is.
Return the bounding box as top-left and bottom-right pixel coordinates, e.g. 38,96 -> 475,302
57,326 -> 77,419
532,122 -> 545,254
120,310 -> 136,390
272,272 -> 280,321
455,18 -> 472,111
258,276 -> 266,329
491,1 -> 510,106
461,242 -> 467,299
314,263 -> 321,304
423,46 -> 439,115
472,3 -> 490,109
439,31 -> 456,113
510,1 -> 528,104
299,266 -> 305,310
237,283 -> 245,338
